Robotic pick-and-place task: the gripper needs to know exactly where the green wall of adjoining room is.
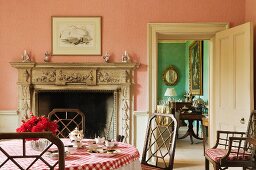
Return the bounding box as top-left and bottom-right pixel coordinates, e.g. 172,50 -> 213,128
158,43 -> 186,103
158,41 -> 209,104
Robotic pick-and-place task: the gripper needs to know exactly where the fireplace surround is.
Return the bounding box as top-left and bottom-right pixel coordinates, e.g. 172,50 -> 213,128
11,62 -> 139,143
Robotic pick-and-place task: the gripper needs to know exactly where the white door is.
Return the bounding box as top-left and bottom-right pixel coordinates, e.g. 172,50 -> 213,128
210,22 -> 254,146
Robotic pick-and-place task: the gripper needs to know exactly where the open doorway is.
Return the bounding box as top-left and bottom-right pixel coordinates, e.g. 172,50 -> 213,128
147,22 -> 228,145
147,23 -> 228,169
157,40 -> 209,136
147,22 -> 253,169
157,40 -> 209,169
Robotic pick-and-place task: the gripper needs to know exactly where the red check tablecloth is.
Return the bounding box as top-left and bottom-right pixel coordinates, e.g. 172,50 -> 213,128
0,139 -> 140,170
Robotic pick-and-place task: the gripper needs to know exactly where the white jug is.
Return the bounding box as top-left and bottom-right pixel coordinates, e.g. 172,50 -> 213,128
69,127 -> 84,148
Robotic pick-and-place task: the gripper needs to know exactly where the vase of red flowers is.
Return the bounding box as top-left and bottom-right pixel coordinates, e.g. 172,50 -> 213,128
30,138 -> 51,151
16,112 -> 58,151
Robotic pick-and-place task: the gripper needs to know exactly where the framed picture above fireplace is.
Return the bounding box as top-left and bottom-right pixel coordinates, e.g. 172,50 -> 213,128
52,16 -> 102,56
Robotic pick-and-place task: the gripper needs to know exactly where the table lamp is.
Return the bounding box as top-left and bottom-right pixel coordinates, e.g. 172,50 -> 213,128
164,87 -> 177,102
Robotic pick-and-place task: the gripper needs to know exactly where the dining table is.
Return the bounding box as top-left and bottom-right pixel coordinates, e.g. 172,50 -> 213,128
178,111 -> 203,144
0,138 -> 142,170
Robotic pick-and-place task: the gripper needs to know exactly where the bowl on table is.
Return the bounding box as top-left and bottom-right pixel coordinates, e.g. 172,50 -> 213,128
48,149 -> 69,160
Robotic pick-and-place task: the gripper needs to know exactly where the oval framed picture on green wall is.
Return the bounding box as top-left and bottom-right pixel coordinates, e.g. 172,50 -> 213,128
162,65 -> 178,86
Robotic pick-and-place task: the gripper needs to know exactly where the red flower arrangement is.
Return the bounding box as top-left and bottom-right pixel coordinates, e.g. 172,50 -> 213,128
16,112 -> 58,140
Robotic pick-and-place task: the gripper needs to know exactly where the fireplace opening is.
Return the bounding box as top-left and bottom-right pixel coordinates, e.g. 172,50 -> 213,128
37,90 -> 115,139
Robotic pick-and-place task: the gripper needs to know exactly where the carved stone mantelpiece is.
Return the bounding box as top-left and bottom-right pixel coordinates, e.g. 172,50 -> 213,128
11,62 -> 139,143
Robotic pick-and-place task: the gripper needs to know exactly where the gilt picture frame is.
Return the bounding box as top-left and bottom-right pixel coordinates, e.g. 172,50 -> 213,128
189,41 -> 203,95
162,65 -> 179,86
52,16 -> 101,56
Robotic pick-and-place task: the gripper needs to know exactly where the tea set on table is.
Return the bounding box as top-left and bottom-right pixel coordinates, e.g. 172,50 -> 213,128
66,127 -> 119,156
68,127 -> 117,147
49,128 -> 119,159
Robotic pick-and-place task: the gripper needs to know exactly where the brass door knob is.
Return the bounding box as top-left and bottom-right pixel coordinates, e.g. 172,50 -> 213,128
240,118 -> 245,124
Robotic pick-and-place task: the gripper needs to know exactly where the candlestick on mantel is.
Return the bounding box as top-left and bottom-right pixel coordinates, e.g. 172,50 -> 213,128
21,50 -> 31,62
103,51 -> 110,63
122,50 -> 130,63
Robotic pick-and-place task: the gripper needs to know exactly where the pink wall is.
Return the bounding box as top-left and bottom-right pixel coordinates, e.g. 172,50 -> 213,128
245,0 -> 256,22
245,0 -> 256,107
0,0 -> 246,111
245,0 -> 256,53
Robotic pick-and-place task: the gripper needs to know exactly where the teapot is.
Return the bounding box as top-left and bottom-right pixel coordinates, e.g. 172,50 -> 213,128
95,136 -> 105,144
69,127 -> 84,148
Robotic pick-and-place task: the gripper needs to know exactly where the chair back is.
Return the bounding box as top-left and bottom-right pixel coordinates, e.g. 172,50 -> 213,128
141,113 -> 177,170
246,110 -> 256,139
226,111 -> 256,154
48,108 -> 85,138
0,132 -> 65,170
247,137 -> 256,168
116,135 -> 125,142
244,110 -> 256,157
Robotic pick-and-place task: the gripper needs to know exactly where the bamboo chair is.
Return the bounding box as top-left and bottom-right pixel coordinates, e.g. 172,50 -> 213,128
48,108 -> 85,138
141,113 -> 178,170
0,132 -> 65,170
116,135 -> 125,142
205,110 -> 256,170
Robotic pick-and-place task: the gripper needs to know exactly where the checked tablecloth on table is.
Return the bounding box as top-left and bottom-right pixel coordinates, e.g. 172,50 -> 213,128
0,138 -> 140,170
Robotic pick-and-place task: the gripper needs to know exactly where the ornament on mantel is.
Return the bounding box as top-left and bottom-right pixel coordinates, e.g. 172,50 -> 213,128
103,51 -> 110,63
121,50 -> 130,63
21,50 -> 31,62
44,51 -> 51,62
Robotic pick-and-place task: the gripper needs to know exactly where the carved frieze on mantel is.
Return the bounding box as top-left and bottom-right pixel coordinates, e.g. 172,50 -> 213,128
10,62 -> 139,144
57,70 -> 96,85
33,70 -> 56,83
10,62 -> 138,86
97,70 -> 122,84
32,69 -> 96,85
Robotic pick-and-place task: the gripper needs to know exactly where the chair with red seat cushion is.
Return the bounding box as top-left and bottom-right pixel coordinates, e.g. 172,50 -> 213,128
205,110 -> 256,170
141,163 -> 164,170
141,113 -> 177,170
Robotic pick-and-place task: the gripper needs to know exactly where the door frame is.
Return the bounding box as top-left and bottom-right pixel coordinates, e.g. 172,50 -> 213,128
147,22 -> 229,146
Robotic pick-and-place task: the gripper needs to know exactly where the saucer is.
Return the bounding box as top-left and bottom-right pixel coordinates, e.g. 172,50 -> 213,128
88,149 -> 121,157
47,150 -> 69,160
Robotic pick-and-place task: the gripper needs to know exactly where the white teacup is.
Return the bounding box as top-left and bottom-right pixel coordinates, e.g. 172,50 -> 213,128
105,141 -> 115,148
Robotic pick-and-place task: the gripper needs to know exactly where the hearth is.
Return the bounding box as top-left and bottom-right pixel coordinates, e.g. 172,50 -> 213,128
38,90 -> 115,139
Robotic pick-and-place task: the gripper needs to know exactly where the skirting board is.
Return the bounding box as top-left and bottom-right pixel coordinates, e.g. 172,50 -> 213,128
0,110 -> 19,132
134,111 -> 149,155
